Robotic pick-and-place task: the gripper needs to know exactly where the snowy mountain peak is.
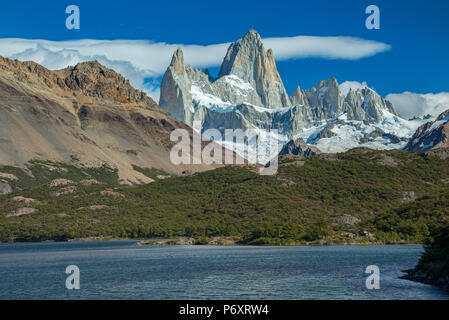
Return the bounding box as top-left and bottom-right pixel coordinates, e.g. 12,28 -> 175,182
159,47 -> 193,121
169,47 -> 185,75
289,86 -> 307,106
292,78 -> 398,124
159,30 -> 424,164
317,77 -> 338,90
218,29 -> 290,109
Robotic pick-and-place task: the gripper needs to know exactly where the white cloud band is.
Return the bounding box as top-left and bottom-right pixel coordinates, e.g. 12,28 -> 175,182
1,36 -> 446,120
0,36 -> 391,100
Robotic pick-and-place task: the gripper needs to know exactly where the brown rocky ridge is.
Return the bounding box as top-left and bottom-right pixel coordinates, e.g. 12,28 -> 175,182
0,57 -> 238,184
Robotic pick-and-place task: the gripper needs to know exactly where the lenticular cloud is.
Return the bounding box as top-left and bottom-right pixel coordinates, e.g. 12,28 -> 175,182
0,35 -> 391,100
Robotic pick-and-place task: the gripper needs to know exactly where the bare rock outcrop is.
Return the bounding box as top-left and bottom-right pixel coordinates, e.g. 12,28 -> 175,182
10,196 -> 38,205
0,173 -> 18,181
0,182 -> 12,195
336,214 -> 362,226
279,138 -> 321,157
79,179 -> 103,186
100,190 -> 124,198
405,109 -> 449,151
52,186 -> 76,197
6,207 -> 37,217
49,179 -> 74,187
402,191 -> 417,202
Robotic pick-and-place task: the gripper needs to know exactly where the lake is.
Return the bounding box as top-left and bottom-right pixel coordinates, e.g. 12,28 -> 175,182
0,241 -> 447,300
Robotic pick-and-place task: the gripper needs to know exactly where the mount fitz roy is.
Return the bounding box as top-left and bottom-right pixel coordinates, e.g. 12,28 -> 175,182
0,28 -> 447,189
159,29 -> 448,160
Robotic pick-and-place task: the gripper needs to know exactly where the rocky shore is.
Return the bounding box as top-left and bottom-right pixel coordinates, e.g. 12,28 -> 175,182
136,236 -> 241,246
401,269 -> 449,293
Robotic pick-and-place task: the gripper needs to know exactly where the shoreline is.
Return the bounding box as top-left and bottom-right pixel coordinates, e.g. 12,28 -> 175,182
401,270 -> 449,293
0,237 -> 425,247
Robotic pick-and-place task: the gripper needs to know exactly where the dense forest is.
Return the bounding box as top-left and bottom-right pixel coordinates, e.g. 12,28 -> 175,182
1,149 -> 448,245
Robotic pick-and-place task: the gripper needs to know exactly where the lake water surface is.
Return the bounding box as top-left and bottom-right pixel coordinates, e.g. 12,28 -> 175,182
0,241 -> 447,300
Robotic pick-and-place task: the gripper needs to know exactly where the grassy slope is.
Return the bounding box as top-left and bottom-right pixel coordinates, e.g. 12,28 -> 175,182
0,149 -> 448,244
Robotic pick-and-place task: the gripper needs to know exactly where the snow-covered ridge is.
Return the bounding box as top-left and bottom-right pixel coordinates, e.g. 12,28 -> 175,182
223,74 -> 254,92
405,109 -> 449,152
191,81 -> 297,115
190,73 -> 428,158
294,111 -> 426,153
191,85 -> 234,113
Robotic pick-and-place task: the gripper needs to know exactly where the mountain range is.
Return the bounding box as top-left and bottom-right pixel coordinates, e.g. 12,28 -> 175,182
159,29 -> 449,159
0,29 -> 448,195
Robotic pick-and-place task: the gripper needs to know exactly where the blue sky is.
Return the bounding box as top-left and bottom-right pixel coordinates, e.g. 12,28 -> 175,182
0,0 -> 448,116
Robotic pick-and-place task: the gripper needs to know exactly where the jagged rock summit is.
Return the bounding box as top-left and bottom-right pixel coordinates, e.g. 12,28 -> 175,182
218,29 -> 290,109
290,77 -> 397,123
159,30 -> 426,161
58,61 -> 154,105
160,30 -> 291,124
159,48 -> 193,121
0,57 -> 156,107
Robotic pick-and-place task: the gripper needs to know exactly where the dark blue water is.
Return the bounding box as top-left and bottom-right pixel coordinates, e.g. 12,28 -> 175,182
0,241 -> 447,300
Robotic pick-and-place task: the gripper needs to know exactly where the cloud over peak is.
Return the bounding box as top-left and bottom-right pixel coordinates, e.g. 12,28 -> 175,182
264,36 -> 391,61
0,35 -> 391,100
386,92 -> 449,120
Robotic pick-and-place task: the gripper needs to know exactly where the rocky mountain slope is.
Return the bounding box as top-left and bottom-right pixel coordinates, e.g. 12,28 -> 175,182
0,57 -> 224,187
405,109 -> 449,151
279,138 -> 320,157
159,30 -> 427,161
